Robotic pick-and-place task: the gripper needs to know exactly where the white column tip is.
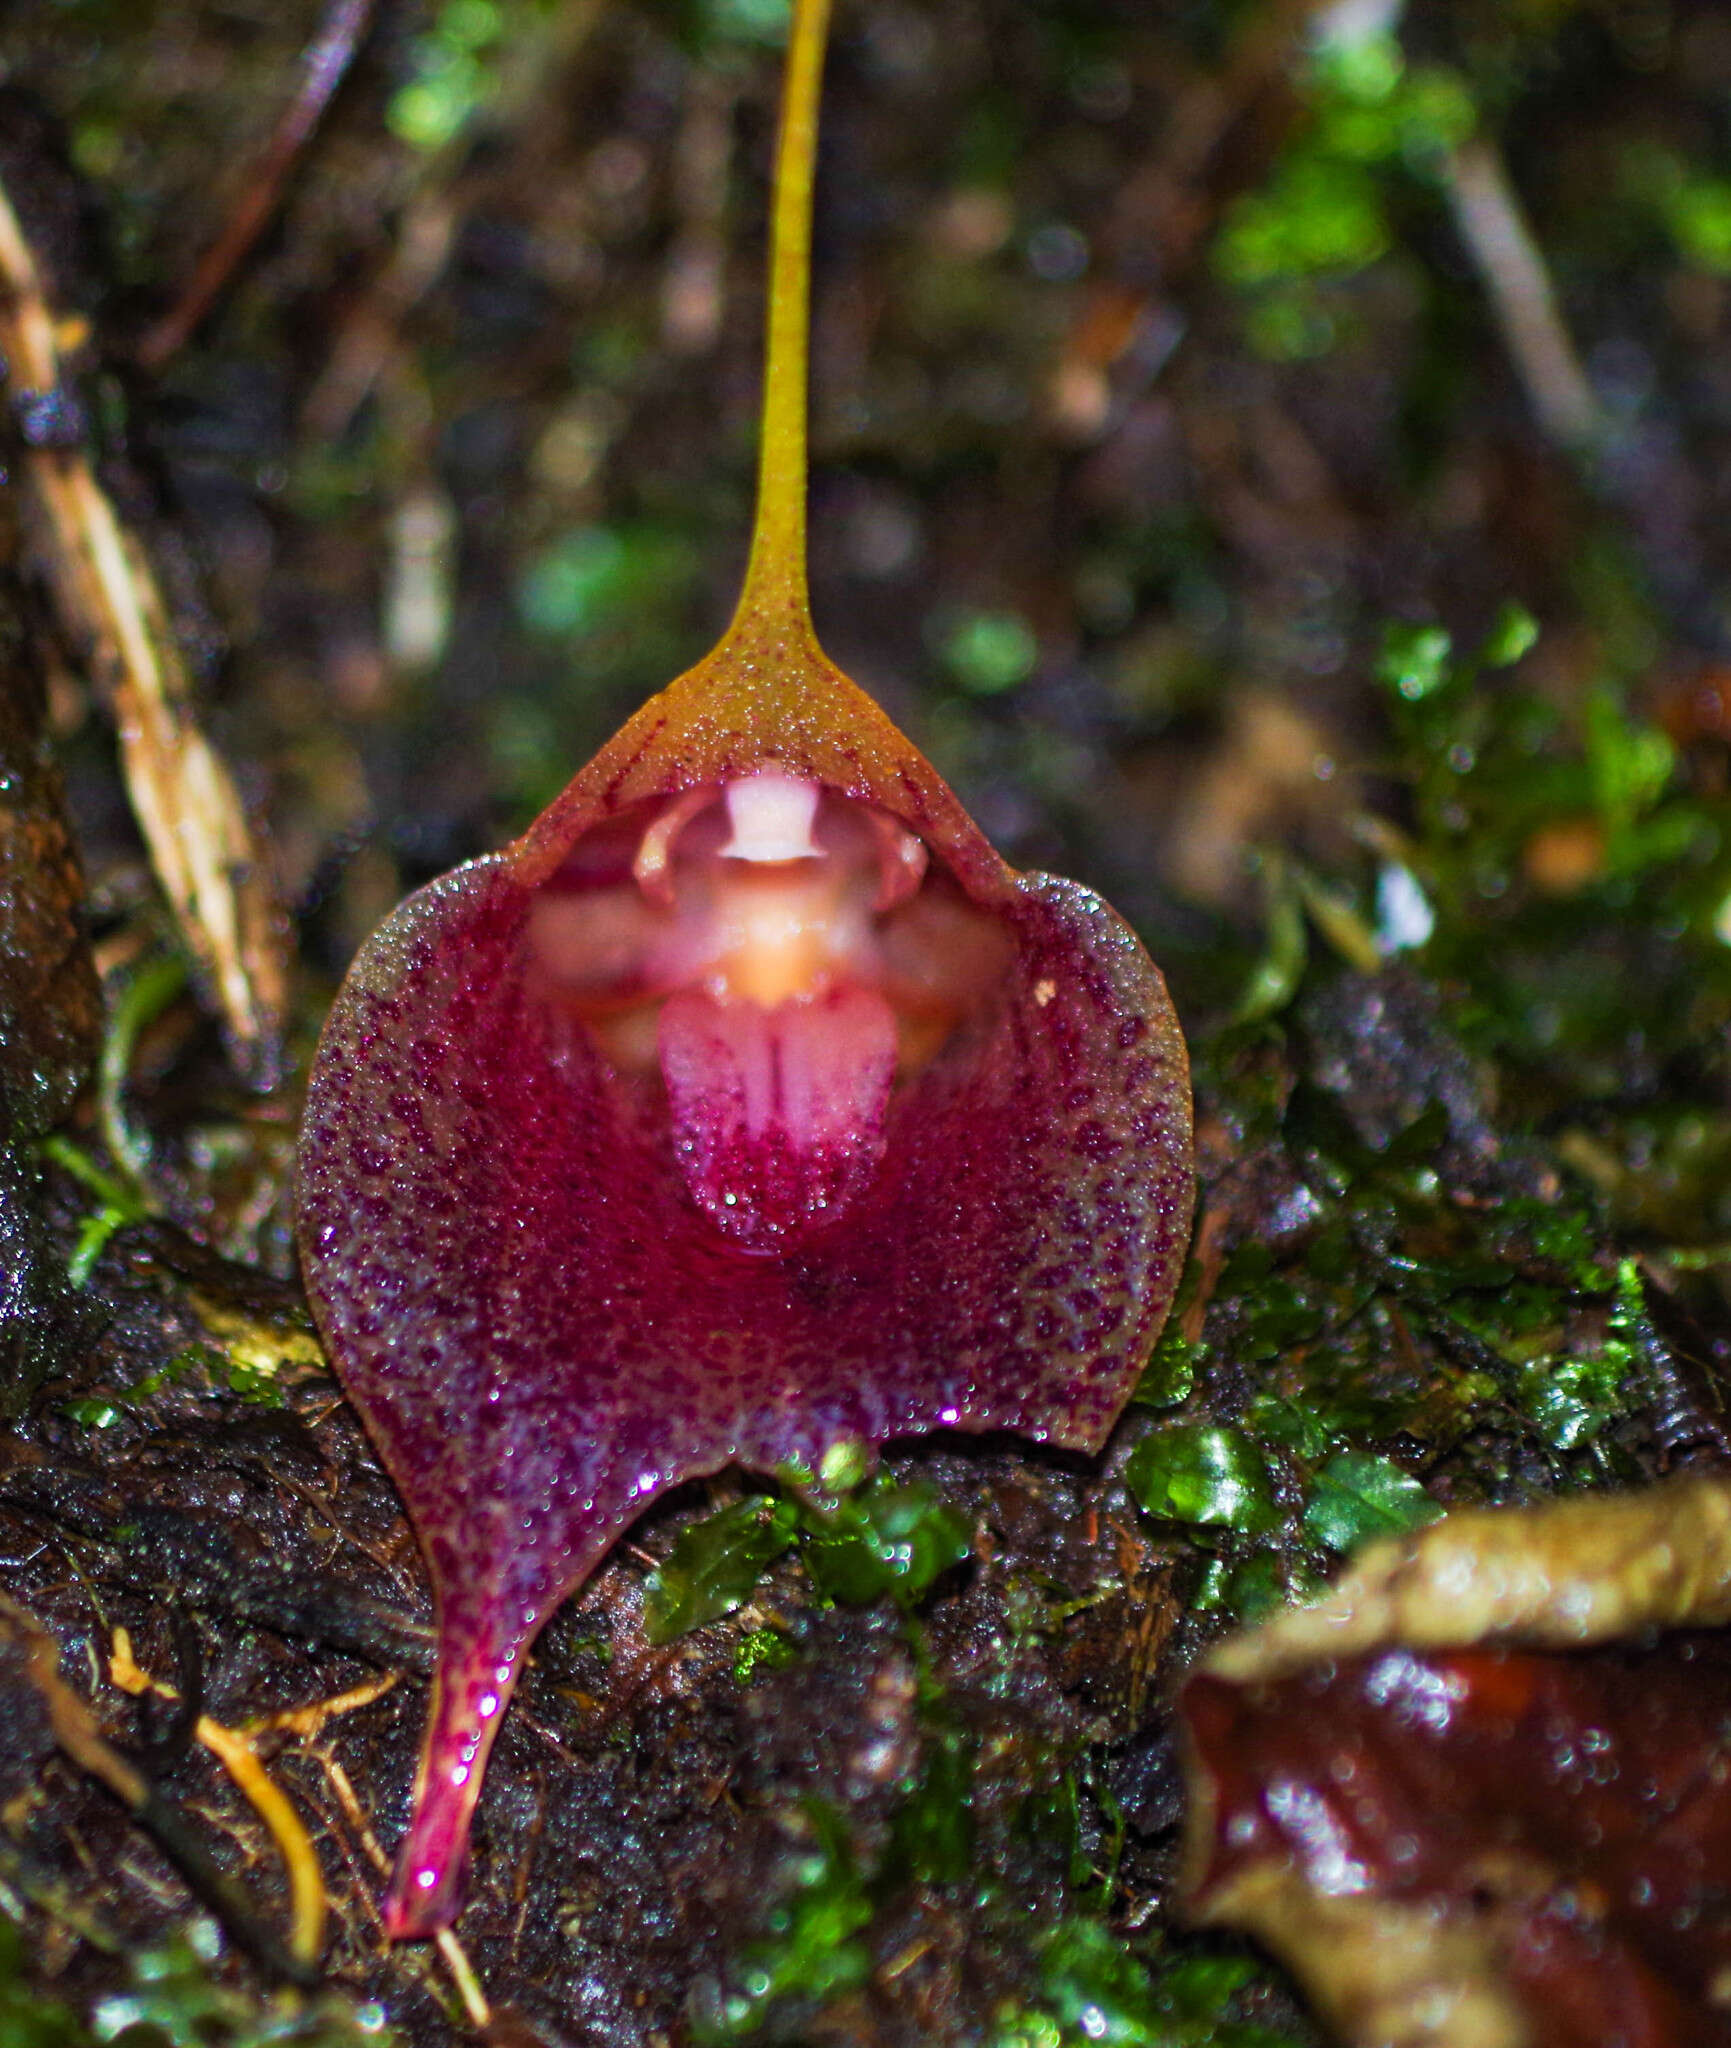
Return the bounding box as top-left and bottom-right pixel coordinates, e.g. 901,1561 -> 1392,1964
719,770 -> 824,863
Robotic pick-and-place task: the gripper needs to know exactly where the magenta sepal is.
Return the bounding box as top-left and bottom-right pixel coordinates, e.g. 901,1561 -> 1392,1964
299,835 -> 1190,1938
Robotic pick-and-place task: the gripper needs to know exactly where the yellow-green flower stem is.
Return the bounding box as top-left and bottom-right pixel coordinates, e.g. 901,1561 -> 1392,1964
726,0 -> 833,641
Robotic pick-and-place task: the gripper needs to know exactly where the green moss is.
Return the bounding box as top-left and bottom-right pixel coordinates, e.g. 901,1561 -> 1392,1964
642,1468 -> 975,1654
1302,1450 -> 1445,1555
643,1495 -> 800,1644
386,0 -> 542,154
0,1921 -> 86,2048
1124,1427 -> 1280,1537
1211,27 -> 1473,360
882,1728 -> 976,1888
933,609 -> 1042,696
733,1626 -> 798,1682
797,1474 -> 974,1608
693,1806 -> 873,2042
989,1921 -> 1303,2048
0,1917 -> 395,2048
1131,1320 -> 1204,1409
1625,142 -> 1731,275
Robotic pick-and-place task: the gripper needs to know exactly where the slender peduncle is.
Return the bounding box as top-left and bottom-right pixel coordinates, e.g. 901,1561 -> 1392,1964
726,0 -> 833,636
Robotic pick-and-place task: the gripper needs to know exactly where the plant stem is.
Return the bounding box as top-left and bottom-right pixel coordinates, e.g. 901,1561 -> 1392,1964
727,0 -> 833,639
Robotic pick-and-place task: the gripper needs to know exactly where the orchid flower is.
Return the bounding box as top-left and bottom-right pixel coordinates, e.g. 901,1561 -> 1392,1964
296,0 -> 1192,1940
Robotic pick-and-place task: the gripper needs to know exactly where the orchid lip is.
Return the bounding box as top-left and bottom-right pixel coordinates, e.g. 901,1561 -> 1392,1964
526,780 -> 1009,1251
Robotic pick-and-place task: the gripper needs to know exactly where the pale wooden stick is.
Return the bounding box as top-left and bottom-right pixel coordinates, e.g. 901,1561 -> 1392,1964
0,174 -> 289,1084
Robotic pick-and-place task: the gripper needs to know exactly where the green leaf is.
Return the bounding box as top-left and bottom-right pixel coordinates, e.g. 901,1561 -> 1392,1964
1302,1451 -> 1444,1554
1124,1426 -> 1280,1535
59,1399 -> 121,1430
1480,601 -> 1539,669
935,609 -> 1040,696
642,1496 -> 798,1644
1133,1323 -> 1203,1408
1230,861 -> 1307,1025
883,1730 -> 975,1887
694,1806 -> 871,2042
1375,621 -> 1453,701
799,1477 -> 973,1606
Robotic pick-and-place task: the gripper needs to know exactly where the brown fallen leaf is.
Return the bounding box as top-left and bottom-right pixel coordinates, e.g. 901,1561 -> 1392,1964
1181,1475 -> 1731,2048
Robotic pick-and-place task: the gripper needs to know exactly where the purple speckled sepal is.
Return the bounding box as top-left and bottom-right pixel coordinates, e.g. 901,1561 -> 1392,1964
298,846 -> 1191,1936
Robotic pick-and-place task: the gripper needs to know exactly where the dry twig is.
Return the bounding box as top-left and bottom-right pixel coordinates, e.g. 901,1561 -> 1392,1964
110,1628 -> 329,1971
0,1594 -> 318,1985
136,0 -> 381,372
1443,135 -> 1605,454
0,174 -> 289,1085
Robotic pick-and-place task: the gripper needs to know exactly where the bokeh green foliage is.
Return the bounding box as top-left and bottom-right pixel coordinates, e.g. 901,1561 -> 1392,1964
1377,610 -> 1731,1131
0,1918 -> 396,2048
1132,1002 -> 1653,1624
695,1780 -> 1303,2046
389,0 -> 562,153
1214,32 -> 1474,358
